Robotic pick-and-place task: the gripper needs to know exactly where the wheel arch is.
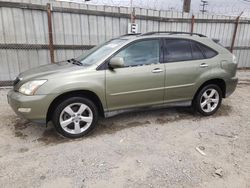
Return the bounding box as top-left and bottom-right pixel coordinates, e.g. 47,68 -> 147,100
46,90 -> 105,123
193,78 -> 226,102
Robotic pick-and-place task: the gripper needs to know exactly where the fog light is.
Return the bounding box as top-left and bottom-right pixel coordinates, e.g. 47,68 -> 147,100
18,108 -> 31,113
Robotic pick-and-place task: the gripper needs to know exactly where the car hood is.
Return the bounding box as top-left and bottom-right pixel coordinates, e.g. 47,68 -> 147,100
18,61 -> 82,80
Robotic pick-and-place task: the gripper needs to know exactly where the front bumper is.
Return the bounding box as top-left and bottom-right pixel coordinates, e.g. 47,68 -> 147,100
7,89 -> 55,124
225,77 -> 238,97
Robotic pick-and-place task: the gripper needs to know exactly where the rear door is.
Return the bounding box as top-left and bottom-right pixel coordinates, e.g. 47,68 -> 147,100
105,39 -> 165,111
162,38 -> 217,102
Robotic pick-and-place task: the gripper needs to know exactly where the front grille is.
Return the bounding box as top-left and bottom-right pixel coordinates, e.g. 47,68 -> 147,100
13,77 -> 20,86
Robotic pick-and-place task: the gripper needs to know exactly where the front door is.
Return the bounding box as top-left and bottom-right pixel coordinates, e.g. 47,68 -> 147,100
105,39 -> 165,111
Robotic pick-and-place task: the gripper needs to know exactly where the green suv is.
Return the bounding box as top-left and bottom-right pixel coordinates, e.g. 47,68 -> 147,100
7,32 -> 238,138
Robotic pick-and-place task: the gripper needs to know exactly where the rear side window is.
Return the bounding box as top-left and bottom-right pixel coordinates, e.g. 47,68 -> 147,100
190,41 -> 205,60
163,39 -> 192,62
198,43 -> 217,58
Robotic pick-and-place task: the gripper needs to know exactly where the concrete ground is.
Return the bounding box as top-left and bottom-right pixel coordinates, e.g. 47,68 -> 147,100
0,70 -> 249,188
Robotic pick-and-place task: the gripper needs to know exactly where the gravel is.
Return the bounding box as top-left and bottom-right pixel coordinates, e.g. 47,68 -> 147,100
0,70 -> 249,188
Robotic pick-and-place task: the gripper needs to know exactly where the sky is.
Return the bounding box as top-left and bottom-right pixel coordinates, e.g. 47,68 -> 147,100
57,0 -> 250,17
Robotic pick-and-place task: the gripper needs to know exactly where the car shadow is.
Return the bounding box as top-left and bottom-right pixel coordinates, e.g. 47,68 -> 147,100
91,106 -> 195,136
91,104 -> 232,137
12,104 -> 232,145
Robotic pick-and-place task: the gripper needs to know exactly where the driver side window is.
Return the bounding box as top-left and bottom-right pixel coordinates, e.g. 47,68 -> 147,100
114,39 -> 160,67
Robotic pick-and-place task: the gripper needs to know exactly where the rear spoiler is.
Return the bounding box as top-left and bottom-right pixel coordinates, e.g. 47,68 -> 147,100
212,38 -> 231,51
212,38 -> 220,43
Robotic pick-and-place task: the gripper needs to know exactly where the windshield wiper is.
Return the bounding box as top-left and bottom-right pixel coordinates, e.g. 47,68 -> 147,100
67,58 -> 83,66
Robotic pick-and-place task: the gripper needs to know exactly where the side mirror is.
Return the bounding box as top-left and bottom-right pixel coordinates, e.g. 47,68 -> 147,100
109,57 -> 124,69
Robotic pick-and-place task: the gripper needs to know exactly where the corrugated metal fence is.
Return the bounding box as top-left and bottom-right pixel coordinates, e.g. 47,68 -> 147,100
0,0 -> 250,85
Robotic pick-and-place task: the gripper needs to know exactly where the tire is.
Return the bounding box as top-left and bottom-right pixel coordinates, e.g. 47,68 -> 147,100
193,84 -> 222,116
52,97 -> 98,138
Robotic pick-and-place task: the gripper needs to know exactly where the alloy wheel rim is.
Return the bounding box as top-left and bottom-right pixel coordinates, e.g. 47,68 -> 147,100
59,103 -> 93,134
200,89 -> 219,113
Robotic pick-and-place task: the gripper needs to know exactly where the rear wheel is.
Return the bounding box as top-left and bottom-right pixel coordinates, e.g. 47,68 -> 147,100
52,97 -> 98,138
193,84 -> 222,116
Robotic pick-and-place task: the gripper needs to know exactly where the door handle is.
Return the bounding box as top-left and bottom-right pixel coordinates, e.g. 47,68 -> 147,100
152,68 -> 163,73
200,63 -> 208,68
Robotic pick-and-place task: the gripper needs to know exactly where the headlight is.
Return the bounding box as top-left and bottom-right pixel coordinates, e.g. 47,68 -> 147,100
18,80 -> 47,95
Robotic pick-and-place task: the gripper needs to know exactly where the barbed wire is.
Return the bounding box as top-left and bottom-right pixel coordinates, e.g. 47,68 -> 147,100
62,0 -> 250,18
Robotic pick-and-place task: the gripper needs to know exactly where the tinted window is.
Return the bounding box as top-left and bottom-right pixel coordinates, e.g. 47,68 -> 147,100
114,39 -> 160,67
164,39 -> 192,62
190,41 -> 205,60
198,44 -> 217,58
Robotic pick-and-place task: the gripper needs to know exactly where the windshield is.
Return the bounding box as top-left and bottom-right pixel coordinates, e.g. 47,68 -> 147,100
75,39 -> 128,66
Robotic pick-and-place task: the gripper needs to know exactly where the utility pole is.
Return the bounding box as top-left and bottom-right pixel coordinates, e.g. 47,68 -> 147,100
200,0 -> 208,14
130,0 -> 135,23
128,0 -> 138,34
183,0 -> 191,13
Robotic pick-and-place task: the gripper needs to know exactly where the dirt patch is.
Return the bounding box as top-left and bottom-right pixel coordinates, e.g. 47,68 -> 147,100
214,104 -> 232,116
36,128 -> 66,145
14,119 -> 31,130
94,120 -> 151,136
126,120 -> 151,127
40,175 -> 46,180
15,131 -> 28,139
18,147 -> 29,153
155,108 -> 193,124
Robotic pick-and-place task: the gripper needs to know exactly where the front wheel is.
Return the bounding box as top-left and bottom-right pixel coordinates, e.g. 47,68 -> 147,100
193,84 -> 222,116
52,97 -> 98,138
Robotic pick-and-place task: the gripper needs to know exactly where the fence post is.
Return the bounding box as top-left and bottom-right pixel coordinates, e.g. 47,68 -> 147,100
46,3 -> 55,63
230,12 -> 243,53
190,15 -> 195,34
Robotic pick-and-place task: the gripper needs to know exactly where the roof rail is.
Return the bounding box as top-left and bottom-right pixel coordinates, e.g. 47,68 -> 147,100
140,31 -> 206,37
120,33 -> 142,37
